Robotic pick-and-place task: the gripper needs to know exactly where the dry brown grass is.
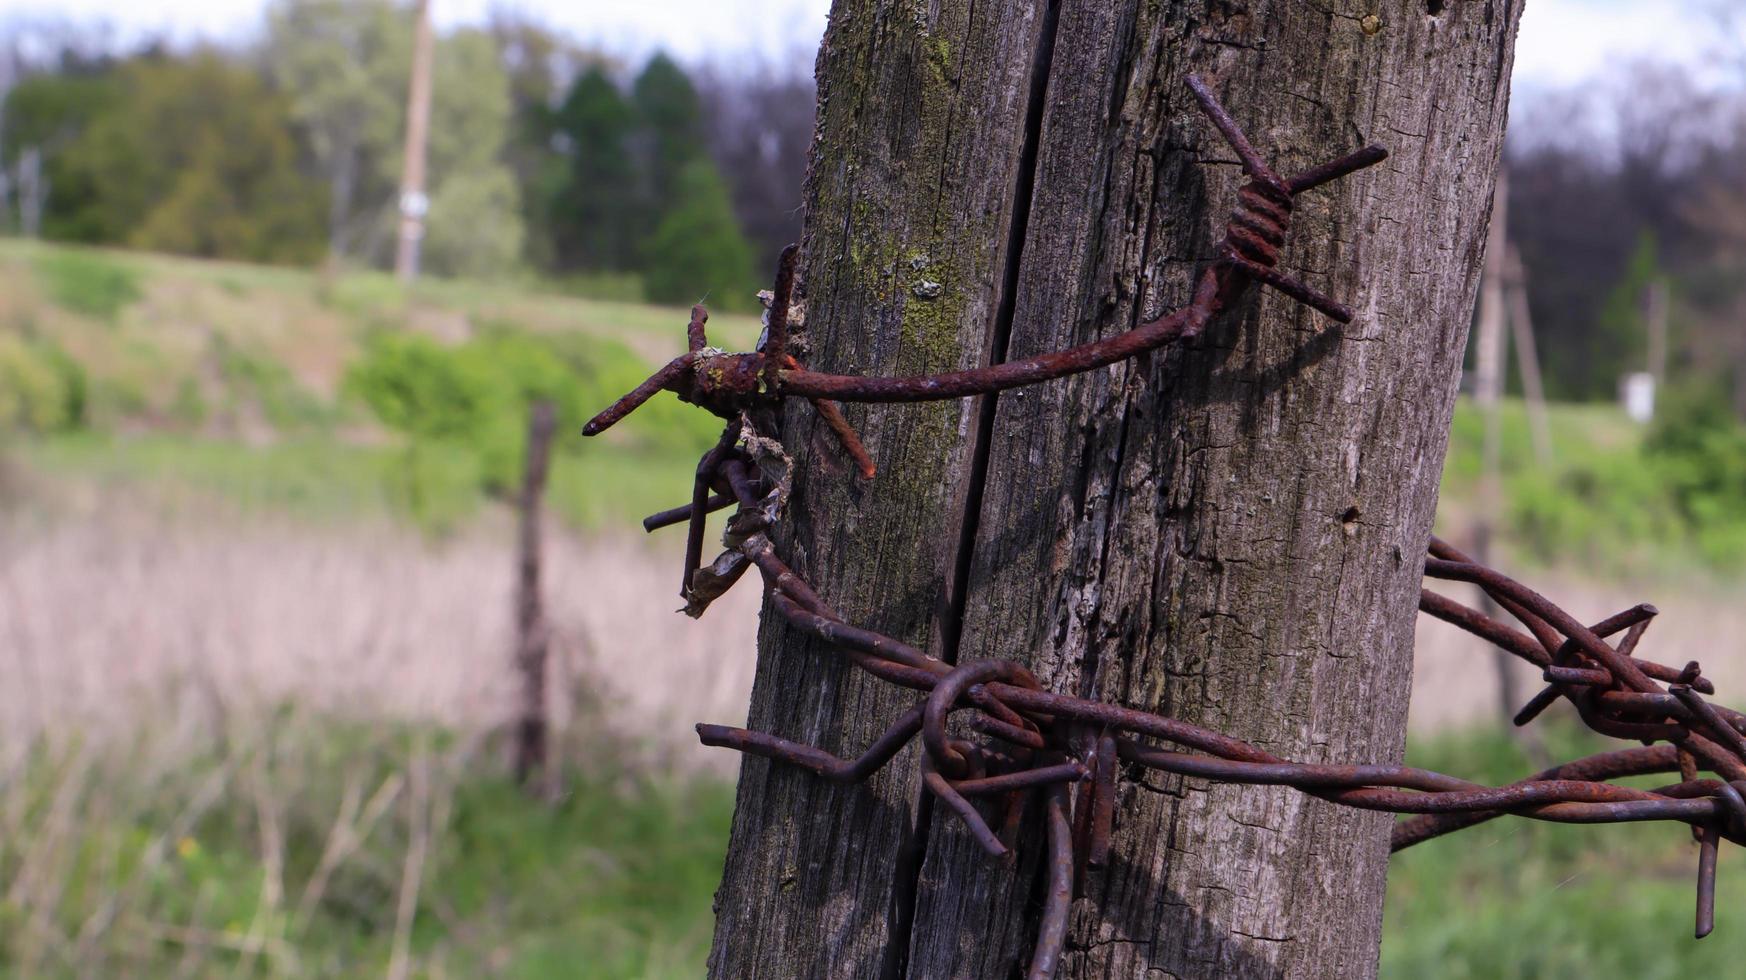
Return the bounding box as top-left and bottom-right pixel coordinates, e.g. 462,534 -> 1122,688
0,504 -> 761,776
1410,573 -> 1746,734
7,496 -> 1739,765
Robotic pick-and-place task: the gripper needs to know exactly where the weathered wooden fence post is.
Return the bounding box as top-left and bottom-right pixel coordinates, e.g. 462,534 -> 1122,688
513,399 -> 556,792
709,3 -> 1522,975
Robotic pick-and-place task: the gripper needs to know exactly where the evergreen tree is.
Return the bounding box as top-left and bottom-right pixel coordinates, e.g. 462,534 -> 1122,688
1594,232 -> 1662,398
549,67 -> 638,270
630,53 -> 703,214
486,11 -> 577,271
640,159 -> 754,309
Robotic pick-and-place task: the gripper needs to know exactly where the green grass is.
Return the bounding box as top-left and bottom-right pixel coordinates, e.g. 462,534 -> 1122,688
0,718 -> 734,978
1382,721 -> 1741,978
1441,398 -> 1642,490
15,430 -> 710,534
0,237 -> 765,535
1439,396 -> 1746,577
31,248 -> 142,320
0,237 -> 759,442
12,236 -> 1744,575
15,714 -> 1717,979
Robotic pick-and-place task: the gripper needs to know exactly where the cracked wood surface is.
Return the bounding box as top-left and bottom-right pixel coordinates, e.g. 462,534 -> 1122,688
708,2 -> 1521,977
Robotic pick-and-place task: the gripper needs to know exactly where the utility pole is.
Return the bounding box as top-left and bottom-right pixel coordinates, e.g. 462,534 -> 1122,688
394,0 -> 434,284
1646,277 -> 1668,388
1504,241 -> 1553,465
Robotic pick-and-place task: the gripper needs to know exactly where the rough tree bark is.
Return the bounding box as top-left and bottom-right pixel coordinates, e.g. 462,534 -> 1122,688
709,3 -> 1521,977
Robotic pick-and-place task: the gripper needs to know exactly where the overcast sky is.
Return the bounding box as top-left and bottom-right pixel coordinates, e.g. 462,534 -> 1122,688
0,0 -> 1722,89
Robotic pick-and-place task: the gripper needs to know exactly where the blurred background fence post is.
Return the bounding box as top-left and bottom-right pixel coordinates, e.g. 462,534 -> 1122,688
513,398 -> 556,795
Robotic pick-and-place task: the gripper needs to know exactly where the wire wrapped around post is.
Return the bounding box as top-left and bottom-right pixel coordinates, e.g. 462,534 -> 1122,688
582,73 -> 1738,977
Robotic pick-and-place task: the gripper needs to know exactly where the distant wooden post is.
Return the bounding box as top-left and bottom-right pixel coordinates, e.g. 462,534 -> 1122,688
513,400 -> 557,792
1474,172 -> 1520,722
1504,241 -> 1553,465
1646,277 -> 1669,391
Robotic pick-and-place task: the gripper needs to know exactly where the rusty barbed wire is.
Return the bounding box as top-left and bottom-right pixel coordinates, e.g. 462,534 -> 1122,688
582,75 -> 1738,979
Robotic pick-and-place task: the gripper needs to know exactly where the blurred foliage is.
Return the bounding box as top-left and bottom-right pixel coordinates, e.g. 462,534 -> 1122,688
1504,61 -> 1746,413
264,0 -> 410,260
1643,384 -> 1746,567
32,249 -> 140,320
0,16 -> 780,301
422,166 -> 524,280
212,336 -> 335,432
1445,395 -> 1746,574
549,67 -> 638,271
54,53 -> 329,264
344,324 -> 718,530
0,718 -> 733,977
0,334 -> 87,432
264,4 -> 524,276
0,238 -> 763,534
642,160 -> 758,310
0,70 -> 121,239
420,28 -> 526,277
632,54 -> 705,218
1383,719 -> 1746,979
1592,232 -> 1660,399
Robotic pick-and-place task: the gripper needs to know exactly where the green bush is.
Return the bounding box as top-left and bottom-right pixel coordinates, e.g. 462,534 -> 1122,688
0,335 -> 88,432
346,332 -> 500,444
345,324 -> 720,529
33,250 -> 141,320
1509,452 -> 1685,568
1446,394 -> 1746,574
640,160 -> 756,311
1643,386 -> 1746,568
214,336 -> 332,431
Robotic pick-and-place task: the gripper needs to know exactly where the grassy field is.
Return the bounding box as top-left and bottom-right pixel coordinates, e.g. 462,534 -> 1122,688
0,719 -> 735,978
0,239 -> 761,535
6,712 -> 1735,978
12,432 -> 724,533
1382,725 -> 1746,979
4,237 -> 1730,564
3,239 -> 1745,976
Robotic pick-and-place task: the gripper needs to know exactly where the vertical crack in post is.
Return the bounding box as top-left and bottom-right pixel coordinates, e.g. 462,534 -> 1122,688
883,3 -> 1064,976
941,0 -> 1062,665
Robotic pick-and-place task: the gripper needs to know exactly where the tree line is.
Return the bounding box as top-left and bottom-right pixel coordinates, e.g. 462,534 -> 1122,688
3,3 -> 1744,416
1505,48 -> 1746,418
0,2 -> 811,308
